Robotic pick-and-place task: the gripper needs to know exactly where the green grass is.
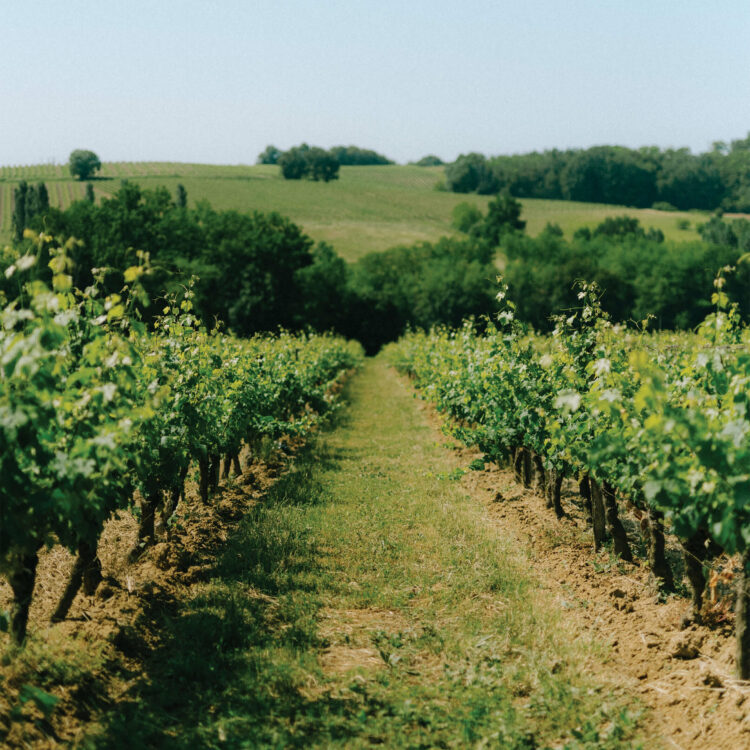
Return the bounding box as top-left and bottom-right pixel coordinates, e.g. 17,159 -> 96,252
0,161 -> 709,260
82,358 -> 648,748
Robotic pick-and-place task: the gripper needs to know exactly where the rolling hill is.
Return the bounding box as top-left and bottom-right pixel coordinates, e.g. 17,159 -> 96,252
0,162 -> 706,260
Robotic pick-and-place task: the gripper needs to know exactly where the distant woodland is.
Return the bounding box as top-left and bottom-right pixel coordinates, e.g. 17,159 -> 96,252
445,134 -> 750,212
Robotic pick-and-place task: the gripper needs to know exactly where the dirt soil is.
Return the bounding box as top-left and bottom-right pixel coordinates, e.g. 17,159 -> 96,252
0,445 -> 288,748
414,399 -> 750,750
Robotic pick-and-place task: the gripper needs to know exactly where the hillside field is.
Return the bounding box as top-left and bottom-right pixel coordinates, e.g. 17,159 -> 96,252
0,162 -> 707,260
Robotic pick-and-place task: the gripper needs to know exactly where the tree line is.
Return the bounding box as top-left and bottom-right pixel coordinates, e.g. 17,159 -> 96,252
449,196 -> 750,332
6,180 -> 750,353
445,134 -> 750,212
2,182 -> 496,353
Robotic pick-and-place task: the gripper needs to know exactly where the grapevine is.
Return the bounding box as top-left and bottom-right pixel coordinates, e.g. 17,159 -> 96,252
389,275 -> 750,678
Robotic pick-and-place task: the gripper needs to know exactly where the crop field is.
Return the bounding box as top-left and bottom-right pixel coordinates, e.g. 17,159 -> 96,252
0,162 -> 706,258
0,167 -> 747,749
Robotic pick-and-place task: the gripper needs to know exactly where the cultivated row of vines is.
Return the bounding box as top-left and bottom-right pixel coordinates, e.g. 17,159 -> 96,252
0,233 -> 363,645
388,276 -> 750,678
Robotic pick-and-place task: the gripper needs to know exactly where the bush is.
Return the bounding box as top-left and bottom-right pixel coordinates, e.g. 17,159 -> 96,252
652,201 -> 678,212
452,202 -> 483,233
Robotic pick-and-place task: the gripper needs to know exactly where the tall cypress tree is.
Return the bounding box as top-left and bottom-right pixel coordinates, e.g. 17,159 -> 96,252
85,183 -> 95,203
176,183 -> 187,208
37,182 -> 49,213
12,181 -> 28,241
24,184 -> 39,226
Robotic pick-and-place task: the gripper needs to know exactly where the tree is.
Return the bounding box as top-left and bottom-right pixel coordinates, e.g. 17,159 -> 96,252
36,182 -> 49,213
304,147 -> 339,182
12,181 -> 28,241
479,192 -> 526,245
11,182 -> 51,240
329,145 -> 392,165
257,145 -> 281,165
176,183 -> 187,208
559,146 -> 656,207
452,202 -> 483,233
24,183 -> 39,227
445,153 -> 499,194
656,150 -> 725,210
415,155 -> 444,167
85,183 -> 95,203
278,145 -> 308,179
278,144 -> 340,182
295,242 -> 353,332
68,149 -> 102,180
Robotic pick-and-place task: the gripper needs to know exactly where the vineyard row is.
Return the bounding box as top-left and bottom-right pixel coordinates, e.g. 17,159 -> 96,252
0,234 -> 363,644
388,279 -> 750,678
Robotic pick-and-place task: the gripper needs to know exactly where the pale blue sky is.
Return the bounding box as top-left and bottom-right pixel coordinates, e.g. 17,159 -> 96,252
2,1 -> 749,165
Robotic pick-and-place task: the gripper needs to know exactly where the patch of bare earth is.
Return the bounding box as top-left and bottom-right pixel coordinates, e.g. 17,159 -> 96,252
318,608 -> 407,676
0,446 -> 290,748
412,396 -> 750,750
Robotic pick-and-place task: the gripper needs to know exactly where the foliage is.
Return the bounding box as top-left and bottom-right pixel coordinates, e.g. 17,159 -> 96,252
414,154 -> 444,166
500,215 -> 750,331
0,161 -> 706,260
277,147 -> 307,180
294,242 -> 353,333
388,278 -> 750,674
256,144 -> 281,165
0,233 -> 149,631
479,192 -> 526,244
35,182 -> 318,336
445,153 -> 499,194
441,133 -> 750,212
303,147 -> 339,182
20,181 -> 507,352
0,235 -> 364,644
350,237 -> 497,352
68,150 -> 101,181
12,182 -> 50,242
329,145 -> 393,165
451,201 -> 483,233
278,144 -> 340,182
560,146 -> 657,207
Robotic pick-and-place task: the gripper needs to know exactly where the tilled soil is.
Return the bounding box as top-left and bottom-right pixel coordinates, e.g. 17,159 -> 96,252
455,450 -> 750,749
407,390 -> 750,750
0,450 -> 283,748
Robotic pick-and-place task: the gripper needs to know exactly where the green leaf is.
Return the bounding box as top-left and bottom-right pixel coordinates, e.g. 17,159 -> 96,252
18,684 -> 60,717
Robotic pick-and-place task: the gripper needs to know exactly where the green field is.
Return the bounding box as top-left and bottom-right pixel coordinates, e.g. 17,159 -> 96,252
0,162 -> 707,259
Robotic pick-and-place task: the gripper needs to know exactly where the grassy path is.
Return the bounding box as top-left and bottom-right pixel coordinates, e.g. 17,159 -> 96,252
93,358 -> 645,748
